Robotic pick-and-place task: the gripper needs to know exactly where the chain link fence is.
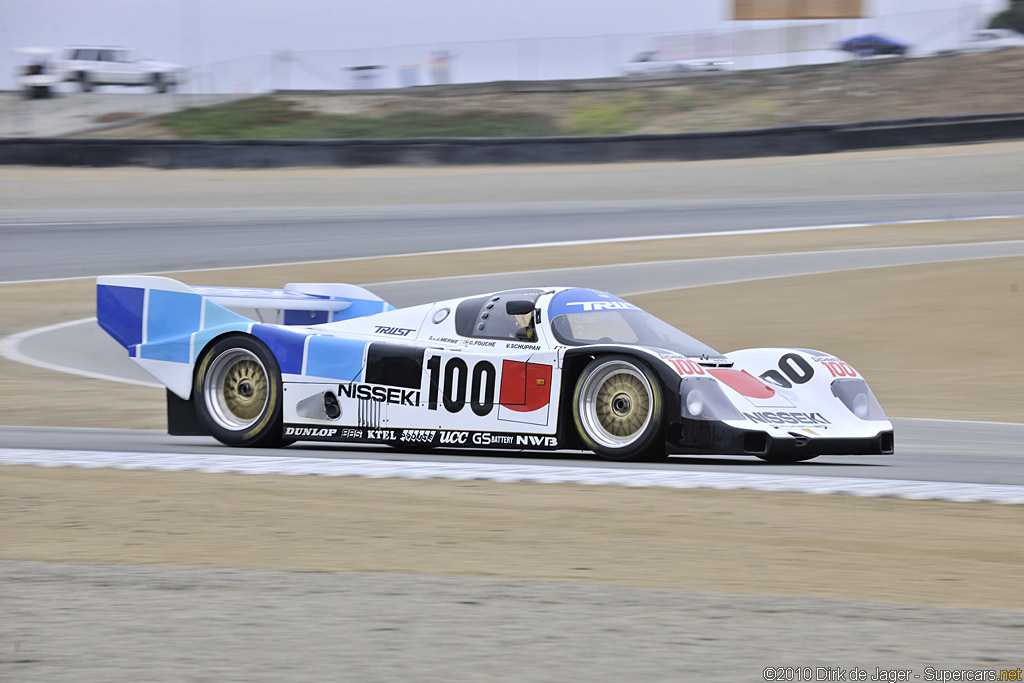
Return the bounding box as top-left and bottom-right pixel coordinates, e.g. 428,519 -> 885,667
178,6 -> 994,94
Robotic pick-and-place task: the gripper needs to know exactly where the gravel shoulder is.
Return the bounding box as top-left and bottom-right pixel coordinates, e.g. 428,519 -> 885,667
3,466 -> 1021,610
3,560 -> 1022,683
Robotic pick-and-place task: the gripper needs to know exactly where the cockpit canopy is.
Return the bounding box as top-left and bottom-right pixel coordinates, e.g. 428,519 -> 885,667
548,288 -> 722,358
455,288 -> 545,341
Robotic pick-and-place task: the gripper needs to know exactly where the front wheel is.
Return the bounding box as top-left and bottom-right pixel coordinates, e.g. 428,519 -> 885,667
572,355 -> 664,461
194,335 -> 287,447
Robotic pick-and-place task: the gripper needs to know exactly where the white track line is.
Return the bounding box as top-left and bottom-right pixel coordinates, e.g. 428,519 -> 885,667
2,448 -> 1022,504
2,213 -> 1021,285
5,241 -> 1022,388
0,318 -> 161,388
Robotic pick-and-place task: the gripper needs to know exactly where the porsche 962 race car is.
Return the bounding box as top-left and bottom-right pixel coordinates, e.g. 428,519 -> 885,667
96,276 -> 894,462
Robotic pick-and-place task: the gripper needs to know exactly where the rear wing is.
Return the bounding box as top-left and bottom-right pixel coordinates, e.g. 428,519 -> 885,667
97,274 -> 391,354
96,275 -> 392,400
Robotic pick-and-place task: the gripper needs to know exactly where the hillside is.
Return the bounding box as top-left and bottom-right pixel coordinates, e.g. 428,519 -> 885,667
78,49 -> 1024,139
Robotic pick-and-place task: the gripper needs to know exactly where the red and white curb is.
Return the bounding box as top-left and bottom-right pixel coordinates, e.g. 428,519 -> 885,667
2,449 -> 1022,505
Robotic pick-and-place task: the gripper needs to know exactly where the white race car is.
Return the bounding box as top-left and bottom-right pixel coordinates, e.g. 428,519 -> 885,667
96,276 -> 894,462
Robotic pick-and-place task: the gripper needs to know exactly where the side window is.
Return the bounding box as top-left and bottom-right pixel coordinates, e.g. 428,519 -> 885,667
98,50 -> 114,62
78,49 -> 98,61
454,290 -> 542,341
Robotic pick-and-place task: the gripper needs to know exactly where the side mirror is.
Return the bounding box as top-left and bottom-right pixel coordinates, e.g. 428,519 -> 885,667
505,300 -> 535,315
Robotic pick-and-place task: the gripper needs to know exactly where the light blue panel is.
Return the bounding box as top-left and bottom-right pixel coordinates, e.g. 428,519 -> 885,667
191,323 -> 252,363
203,298 -> 251,329
147,290 -> 202,343
305,336 -> 367,381
330,298 -> 390,322
139,337 -> 191,363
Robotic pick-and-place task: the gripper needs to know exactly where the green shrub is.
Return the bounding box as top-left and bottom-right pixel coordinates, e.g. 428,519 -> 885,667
161,99 -> 559,139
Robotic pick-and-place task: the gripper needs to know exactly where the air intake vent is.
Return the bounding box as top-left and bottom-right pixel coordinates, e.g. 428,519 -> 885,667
880,431 -> 895,454
743,432 -> 768,454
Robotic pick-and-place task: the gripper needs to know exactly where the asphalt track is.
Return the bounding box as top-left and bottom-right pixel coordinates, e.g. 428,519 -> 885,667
3,224 -> 1023,488
4,191 -> 1024,281
3,419 -> 1024,486
10,239 -> 1024,385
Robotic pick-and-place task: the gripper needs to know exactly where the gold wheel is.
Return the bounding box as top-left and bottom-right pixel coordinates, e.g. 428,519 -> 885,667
576,358 -> 659,453
593,372 -> 650,438
204,349 -> 270,431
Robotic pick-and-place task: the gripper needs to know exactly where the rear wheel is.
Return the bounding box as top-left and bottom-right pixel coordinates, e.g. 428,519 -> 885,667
573,355 -> 663,461
194,336 -> 288,447
152,73 -> 168,93
78,72 -> 93,92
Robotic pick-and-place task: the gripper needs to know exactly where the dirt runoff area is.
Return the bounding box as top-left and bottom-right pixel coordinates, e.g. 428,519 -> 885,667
2,466 -> 1022,611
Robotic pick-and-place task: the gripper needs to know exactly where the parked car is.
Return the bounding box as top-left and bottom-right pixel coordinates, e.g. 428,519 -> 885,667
14,47 -> 63,99
836,34 -> 909,58
622,51 -> 732,76
53,46 -> 185,93
940,29 -> 1024,55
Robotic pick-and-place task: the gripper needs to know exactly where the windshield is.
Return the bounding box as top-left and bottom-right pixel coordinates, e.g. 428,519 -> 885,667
551,309 -> 721,358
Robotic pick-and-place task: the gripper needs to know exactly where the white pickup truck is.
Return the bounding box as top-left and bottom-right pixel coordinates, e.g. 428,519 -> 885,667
621,51 -> 732,76
53,46 -> 185,93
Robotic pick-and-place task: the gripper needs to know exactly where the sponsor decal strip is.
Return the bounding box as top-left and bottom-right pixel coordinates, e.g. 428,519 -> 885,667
1,449 -> 1022,505
282,425 -> 558,449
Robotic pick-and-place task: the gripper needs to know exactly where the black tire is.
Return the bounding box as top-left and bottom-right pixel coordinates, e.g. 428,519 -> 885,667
153,73 -> 168,93
78,72 -> 93,92
194,335 -> 288,447
572,355 -> 664,461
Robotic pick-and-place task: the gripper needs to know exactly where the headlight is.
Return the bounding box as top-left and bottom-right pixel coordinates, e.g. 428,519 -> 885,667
852,392 -> 870,419
831,379 -> 887,421
679,377 -> 743,421
685,390 -> 704,416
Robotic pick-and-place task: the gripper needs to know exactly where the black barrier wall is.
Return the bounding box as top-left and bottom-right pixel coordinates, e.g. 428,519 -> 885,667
2,112 -> 1022,168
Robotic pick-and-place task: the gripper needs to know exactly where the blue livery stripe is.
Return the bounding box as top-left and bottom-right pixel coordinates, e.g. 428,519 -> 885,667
547,288 -> 637,317
284,309 -> 329,325
96,284 -> 144,349
251,324 -> 306,375
305,336 -> 366,381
